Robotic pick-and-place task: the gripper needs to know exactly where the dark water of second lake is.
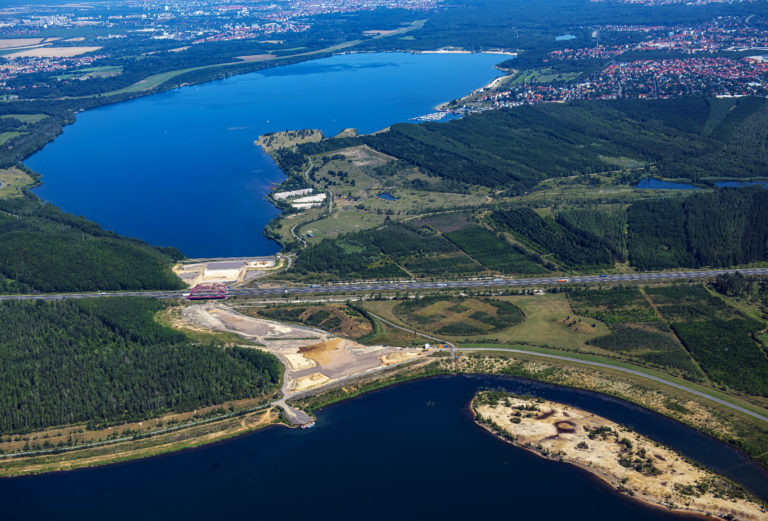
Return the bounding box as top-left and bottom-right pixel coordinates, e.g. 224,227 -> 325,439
3,375 -> 767,521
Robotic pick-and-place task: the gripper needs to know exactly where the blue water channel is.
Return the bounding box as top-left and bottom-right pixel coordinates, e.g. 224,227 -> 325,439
27,52 -> 503,258
3,375 -> 767,520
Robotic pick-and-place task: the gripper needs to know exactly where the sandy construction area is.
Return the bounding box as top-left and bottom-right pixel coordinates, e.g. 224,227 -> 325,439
283,353 -> 317,370
179,303 -> 428,398
6,46 -> 101,58
291,372 -> 330,392
381,352 -> 419,365
300,338 -> 345,366
474,394 -> 767,521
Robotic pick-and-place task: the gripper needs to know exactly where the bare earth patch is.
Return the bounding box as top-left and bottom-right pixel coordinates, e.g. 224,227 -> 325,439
300,338 -> 346,365
283,353 -> 317,370
6,46 -> 101,58
0,38 -> 44,49
238,54 -> 277,62
381,352 -> 419,365
292,372 -> 330,392
474,393 -> 767,520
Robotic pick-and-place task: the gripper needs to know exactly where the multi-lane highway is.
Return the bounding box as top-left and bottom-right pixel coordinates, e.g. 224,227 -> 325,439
1,267 -> 767,302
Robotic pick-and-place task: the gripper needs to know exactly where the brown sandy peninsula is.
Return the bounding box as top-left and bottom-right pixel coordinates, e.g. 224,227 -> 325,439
473,391 -> 767,521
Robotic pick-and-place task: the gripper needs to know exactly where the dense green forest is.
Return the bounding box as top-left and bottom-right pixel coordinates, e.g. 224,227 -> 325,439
557,207 -> 628,262
294,97 -> 768,193
489,208 -> 613,268
0,194 -> 183,293
568,286 -> 701,378
290,187 -> 768,280
0,298 -> 282,434
673,319 -> 768,396
627,189 -> 768,270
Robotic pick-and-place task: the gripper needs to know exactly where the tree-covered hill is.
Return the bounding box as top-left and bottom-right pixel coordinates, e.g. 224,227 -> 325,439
0,298 -> 282,434
0,194 -> 184,293
293,97 -> 768,193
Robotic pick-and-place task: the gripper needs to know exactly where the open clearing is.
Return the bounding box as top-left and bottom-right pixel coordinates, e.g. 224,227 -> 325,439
362,293 -> 610,351
0,167 -> 34,198
6,46 -> 101,58
0,38 -> 44,50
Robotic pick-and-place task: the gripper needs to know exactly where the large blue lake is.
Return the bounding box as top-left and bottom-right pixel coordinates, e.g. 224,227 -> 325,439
27,52 -> 503,258
3,375 -> 768,520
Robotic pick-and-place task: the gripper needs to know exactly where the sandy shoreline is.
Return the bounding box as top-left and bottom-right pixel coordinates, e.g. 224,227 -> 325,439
471,393 -> 768,521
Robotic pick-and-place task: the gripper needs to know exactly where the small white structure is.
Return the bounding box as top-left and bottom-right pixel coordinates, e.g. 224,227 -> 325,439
273,188 -> 314,200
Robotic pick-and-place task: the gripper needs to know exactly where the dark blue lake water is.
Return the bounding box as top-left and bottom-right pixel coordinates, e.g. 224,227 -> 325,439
3,375 -> 767,521
26,52 -> 502,258
636,178 -> 768,190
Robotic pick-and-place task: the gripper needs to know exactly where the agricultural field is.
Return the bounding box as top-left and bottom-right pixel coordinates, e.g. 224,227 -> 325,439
393,296 -> 525,337
54,66 -> 123,81
508,67 -> 582,86
0,167 -> 34,198
0,114 -> 48,124
362,293 -> 610,351
569,287 -> 658,323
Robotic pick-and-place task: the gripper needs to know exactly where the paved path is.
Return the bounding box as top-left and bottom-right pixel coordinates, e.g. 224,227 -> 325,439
458,347 -> 768,424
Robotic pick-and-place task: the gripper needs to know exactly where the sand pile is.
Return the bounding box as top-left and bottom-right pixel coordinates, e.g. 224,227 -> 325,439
380,351 -> 419,365
292,373 -> 330,392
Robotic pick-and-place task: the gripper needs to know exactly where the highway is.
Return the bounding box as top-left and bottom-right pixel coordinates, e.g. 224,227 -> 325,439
2,267 -> 768,302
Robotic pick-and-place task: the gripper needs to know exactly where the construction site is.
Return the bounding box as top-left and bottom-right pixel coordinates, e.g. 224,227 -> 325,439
178,301 -> 430,425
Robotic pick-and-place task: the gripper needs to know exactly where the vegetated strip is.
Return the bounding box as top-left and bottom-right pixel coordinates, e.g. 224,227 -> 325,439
459,347 -> 768,424
0,402 -> 272,460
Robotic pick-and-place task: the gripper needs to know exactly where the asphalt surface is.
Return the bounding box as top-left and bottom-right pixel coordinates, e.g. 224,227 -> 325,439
3,267 -> 768,302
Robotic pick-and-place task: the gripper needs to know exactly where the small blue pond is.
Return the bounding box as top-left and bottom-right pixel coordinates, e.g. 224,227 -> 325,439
636,178 -> 768,190
555,34 -> 577,41
714,180 -> 768,188
635,178 -> 699,190
377,193 -> 398,200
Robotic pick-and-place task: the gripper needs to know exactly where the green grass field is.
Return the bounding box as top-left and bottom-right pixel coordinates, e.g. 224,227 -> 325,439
0,114 -> 48,124
0,132 -> 23,145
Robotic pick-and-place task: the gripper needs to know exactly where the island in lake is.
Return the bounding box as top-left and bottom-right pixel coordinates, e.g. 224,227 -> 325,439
473,391 -> 768,521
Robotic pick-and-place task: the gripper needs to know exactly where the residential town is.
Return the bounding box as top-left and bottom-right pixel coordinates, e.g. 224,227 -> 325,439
451,15 -> 768,112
